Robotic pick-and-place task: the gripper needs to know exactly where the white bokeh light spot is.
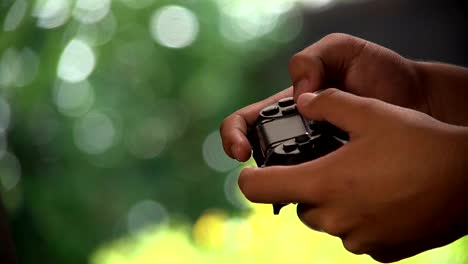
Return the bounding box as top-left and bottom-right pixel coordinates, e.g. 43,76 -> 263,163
73,0 -> 111,24
54,80 -> 94,117
0,47 -> 40,89
224,168 -> 249,210
216,0 -> 295,43
17,48 -> 40,87
202,130 -> 238,173
0,153 -> 21,191
74,111 -> 116,155
33,0 -> 71,29
150,5 -> 199,49
0,48 -> 21,89
57,39 -> 96,83
0,133 -> 6,159
0,97 -> 11,134
127,200 -> 169,235
3,0 -> 27,32
75,12 -> 118,46
298,0 -> 336,9
126,118 -> 167,160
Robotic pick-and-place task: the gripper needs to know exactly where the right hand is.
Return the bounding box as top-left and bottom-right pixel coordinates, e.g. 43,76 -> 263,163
221,33 -> 430,161
237,90 -> 468,262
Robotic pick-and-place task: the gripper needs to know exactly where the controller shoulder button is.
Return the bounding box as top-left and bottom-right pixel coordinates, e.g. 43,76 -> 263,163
261,105 -> 280,116
278,97 -> 295,107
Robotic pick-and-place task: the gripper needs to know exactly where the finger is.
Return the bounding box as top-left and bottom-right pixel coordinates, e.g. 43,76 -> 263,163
288,55 -> 324,101
288,33 -> 368,101
220,87 -> 292,161
238,165 -> 316,204
238,157 -> 337,204
296,89 -> 373,136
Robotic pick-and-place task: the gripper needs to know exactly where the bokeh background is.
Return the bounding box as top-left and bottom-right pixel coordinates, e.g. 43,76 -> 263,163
1,0 -> 467,263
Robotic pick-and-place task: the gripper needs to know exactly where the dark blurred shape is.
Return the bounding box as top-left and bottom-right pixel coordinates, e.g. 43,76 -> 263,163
0,200 -> 16,264
302,0 -> 468,64
262,0 -> 468,94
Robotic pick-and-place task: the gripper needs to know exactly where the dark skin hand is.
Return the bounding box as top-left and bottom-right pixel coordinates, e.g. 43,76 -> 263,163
220,33 -> 468,262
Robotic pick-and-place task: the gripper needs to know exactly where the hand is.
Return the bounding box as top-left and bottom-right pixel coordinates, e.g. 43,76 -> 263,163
238,89 -> 468,262
220,87 -> 293,162
288,33 -> 429,114
221,33 -> 431,162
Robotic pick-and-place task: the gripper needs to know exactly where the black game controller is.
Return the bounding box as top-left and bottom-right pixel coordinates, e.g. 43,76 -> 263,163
247,96 -> 349,215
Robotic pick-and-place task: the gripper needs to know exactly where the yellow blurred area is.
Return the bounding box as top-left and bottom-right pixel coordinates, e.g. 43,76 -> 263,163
90,201 -> 468,264
192,209 -> 227,249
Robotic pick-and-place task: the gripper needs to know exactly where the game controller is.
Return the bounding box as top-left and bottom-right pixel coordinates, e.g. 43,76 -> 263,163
247,96 -> 349,215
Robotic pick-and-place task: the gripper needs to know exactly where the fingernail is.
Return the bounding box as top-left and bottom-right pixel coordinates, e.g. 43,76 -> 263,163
231,145 -> 242,161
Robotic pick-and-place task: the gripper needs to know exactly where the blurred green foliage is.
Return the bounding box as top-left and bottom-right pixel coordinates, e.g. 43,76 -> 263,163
0,0 -> 467,263
0,0 -> 300,263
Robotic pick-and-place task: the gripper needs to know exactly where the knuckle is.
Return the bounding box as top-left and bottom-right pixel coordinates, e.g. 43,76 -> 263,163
320,215 -> 344,237
219,112 -> 240,137
296,204 -> 320,231
355,97 -> 379,116
219,119 -> 229,148
319,33 -> 367,60
320,33 -> 354,45
219,116 -> 228,133
219,117 -> 232,148
220,113 -> 236,132
288,52 -> 307,72
342,237 -> 368,255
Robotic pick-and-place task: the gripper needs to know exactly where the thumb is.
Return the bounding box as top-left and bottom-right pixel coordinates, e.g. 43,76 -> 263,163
238,162 -> 332,204
297,89 -> 372,135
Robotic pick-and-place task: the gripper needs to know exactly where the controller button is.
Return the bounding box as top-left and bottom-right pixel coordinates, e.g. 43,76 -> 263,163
295,134 -> 310,143
281,105 -> 297,115
278,97 -> 295,107
283,142 -> 298,153
261,105 -> 280,116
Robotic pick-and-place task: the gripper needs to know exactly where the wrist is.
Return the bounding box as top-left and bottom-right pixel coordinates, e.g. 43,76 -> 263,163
446,125 -> 468,235
412,61 -> 468,126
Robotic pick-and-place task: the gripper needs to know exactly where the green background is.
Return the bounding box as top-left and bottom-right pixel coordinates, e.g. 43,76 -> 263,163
0,0 -> 466,263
